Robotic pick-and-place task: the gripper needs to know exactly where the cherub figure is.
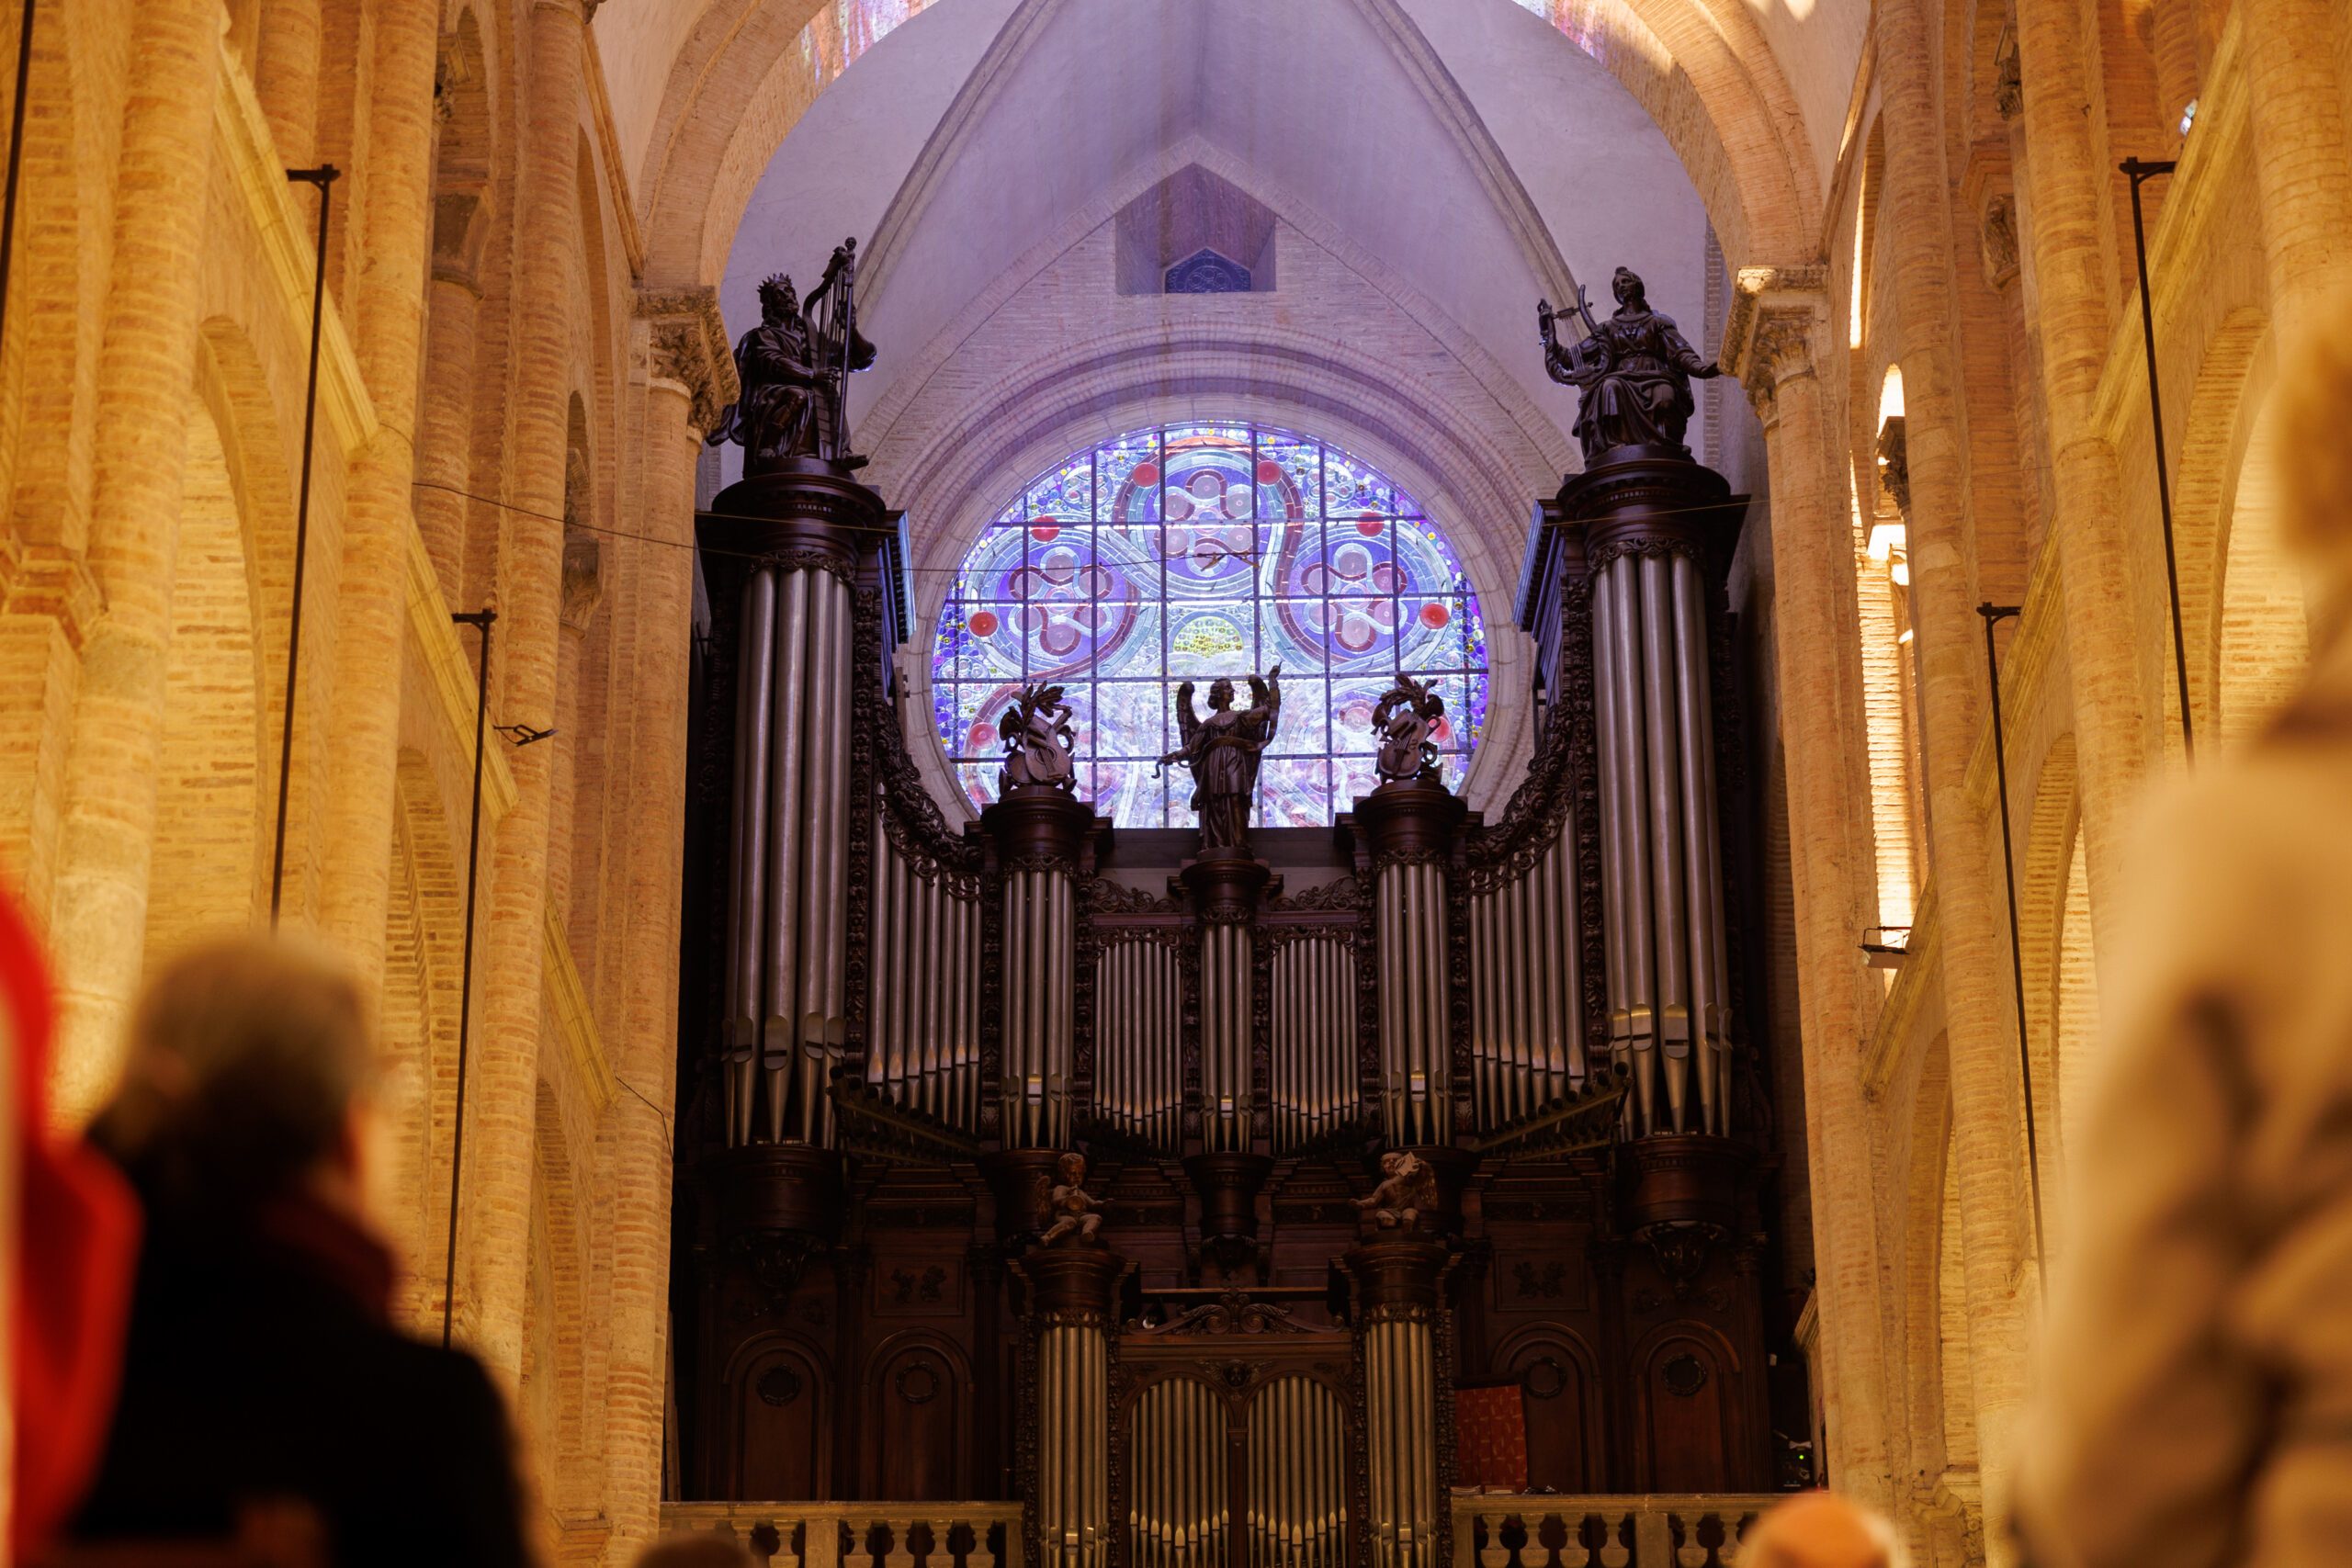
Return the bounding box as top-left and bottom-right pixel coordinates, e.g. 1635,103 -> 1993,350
999,683 -> 1078,792
1156,666 -> 1282,852
1371,673 -> 1445,784
1038,1152 -> 1102,1247
1356,1151 -> 1440,1232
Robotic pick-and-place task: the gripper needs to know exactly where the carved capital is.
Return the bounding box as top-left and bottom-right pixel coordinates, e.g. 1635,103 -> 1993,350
636,287 -> 739,438
1720,265 -> 1827,416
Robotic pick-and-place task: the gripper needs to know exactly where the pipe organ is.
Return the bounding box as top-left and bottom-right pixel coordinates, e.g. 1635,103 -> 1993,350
1589,540 -> 1732,1137
1267,933 -> 1358,1155
1093,937 -> 1185,1156
678,428 -> 1785,1533
867,806 -> 985,1132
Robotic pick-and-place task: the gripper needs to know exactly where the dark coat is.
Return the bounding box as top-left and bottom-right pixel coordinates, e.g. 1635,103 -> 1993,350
68,1200 -> 531,1568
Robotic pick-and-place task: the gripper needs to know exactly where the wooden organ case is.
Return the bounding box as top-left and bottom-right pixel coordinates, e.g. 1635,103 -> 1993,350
672,442 -> 1795,1563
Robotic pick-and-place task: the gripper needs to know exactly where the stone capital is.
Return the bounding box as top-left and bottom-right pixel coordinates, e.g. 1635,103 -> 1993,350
635,287 -> 739,438
1720,265 -> 1829,418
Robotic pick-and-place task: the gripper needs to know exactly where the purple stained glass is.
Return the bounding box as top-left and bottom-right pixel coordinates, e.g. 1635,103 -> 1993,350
931,422 -> 1492,829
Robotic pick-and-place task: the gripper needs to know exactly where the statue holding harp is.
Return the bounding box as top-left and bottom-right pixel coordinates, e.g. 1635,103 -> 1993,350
707,236 -> 877,472
1539,265 -> 1719,464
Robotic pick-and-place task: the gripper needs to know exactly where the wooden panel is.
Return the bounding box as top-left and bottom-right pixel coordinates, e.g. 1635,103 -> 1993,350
730,1339 -> 831,1501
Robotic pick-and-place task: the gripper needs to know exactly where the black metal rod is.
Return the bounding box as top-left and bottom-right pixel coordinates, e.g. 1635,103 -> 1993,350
442,607 -> 496,1350
0,0 -> 37,353
1979,602 -> 2051,1301
268,164 -> 341,926
2122,157 -> 2194,761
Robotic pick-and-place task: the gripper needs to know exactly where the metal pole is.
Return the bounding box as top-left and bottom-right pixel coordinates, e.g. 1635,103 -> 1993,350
442,608 -> 496,1349
0,0 -> 37,351
1978,603 -> 2051,1300
268,164 -> 342,925
2121,157 -> 2194,761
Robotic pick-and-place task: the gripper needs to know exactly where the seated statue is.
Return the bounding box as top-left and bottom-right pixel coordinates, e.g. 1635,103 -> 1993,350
1539,265 -> 1720,464
1038,1153 -> 1103,1247
1356,1151 -> 1440,1233
707,241 -> 876,473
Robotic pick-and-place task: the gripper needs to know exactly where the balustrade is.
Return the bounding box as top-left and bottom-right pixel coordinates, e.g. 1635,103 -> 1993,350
657,1504 -> 1024,1568
1449,1496 -> 1781,1568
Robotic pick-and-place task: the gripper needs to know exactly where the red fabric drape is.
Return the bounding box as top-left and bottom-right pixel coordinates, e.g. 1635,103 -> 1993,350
1454,1382 -> 1530,1491
6,891 -> 141,1559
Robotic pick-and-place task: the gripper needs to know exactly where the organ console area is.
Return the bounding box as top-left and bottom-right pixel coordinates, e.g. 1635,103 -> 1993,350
671,436 -> 1793,1568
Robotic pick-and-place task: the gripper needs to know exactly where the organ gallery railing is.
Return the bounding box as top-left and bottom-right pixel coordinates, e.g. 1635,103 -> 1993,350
1448,1496 -> 1782,1568
659,1503 -> 1025,1568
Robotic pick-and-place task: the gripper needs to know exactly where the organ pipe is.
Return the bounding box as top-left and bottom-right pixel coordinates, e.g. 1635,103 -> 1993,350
1590,546 -> 1731,1136
1000,862 -> 1080,1147
1043,1325 -> 1112,1568
1465,812 -> 1585,1134
1200,921 -> 1251,1152
1130,1380 -> 1230,1568
866,806 -> 983,1132
1362,1317 -> 1437,1568
721,563 -> 854,1147
1244,1377 -> 1348,1568
1270,936 -> 1357,1153
1374,861 -> 1449,1146
1094,940 -> 1183,1154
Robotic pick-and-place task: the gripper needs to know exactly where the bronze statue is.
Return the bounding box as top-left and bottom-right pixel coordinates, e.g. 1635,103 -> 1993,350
1371,673 -> 1444,784
707,238 -> 876,472
999,683 -> 1078,792
1038,1152 -> 1103,1247
1157,666 -> 1283,852
1356,1151 -> 1439,1232
1539,265 -> 1720,463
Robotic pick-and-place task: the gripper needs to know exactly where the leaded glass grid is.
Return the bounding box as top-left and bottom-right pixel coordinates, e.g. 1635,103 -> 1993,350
931,423 -> 1491,829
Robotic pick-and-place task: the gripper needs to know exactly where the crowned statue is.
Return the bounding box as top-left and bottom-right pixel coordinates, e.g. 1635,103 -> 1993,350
1538,265 -> 1721,464
707,237 -> 877,472
1157,667 -> 1282,852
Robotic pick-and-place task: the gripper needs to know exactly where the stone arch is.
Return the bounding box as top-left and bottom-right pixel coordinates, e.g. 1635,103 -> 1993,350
2213,386 -> 2307,742
632,0 -> 1820,294
2014,735 -> 2093,1224
385,748 -> 470,1330
1890,1037 -> 1972,1484
142,375 -> 269,963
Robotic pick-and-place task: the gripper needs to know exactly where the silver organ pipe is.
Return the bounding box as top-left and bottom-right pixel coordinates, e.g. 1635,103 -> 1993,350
720,564 -> 854,1147
865,801 -> 984,1132
1270,935 -> 1357,1154
1093,939 -> 1183,1155
1465,811 -> 1586,1133
1130,1380 -> 1229,1568
1245,1376 -> 1348,1568
1041,1324 -> 1110,1568
1363,1318 -> 1436,1568
1001,865 -> 1078,1147
1590,545 -> 1731,1136
1200,920 -> 1251,1152
1374,861 -> 1449,1146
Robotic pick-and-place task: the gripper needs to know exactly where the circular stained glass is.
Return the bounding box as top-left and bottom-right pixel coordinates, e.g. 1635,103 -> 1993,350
931,423 -> 1492,829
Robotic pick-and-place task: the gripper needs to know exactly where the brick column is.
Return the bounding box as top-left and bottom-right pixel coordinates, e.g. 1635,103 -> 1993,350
599,292 -> 731,1560
46,0 -> 226,1121
317,0 -> 441,980
458,0 -> 586,1384
414,189 -> 492,604
2241,0 -> 2352,345
2011,0 -> 2159,927
1720,272 -> 1896,1509
1878,0 -> 2036,1542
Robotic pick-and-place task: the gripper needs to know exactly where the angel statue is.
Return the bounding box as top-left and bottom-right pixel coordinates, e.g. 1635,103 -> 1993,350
1038,1153 -> 1103,1247
706,238 -> 877,472
1538,265 -> 1720,464
999,683 -> 1078,793
1356,1150 -> 1440,1233
1156,666 -> 1282,852
1371,673 -> 1445,784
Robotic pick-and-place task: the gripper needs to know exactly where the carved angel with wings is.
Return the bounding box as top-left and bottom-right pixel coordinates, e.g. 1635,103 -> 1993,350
1371,672 -> 1445,784
999,682 -> 1078,792
1156,665 -> 1282,851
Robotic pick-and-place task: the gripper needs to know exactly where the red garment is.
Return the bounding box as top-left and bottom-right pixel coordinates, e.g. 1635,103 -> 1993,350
1455,1382 -> 1530,1491
5,890 -> 141,1560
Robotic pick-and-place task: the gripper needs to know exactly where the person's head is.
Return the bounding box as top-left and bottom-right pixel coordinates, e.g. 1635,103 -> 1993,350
90,935 -> 379,1225
1207,678 -> 1235,711
1738,1494 -> 1905,1568
631,1539 -> 755,1568
1612,265 -> 1646,309
757,272 -> 797,324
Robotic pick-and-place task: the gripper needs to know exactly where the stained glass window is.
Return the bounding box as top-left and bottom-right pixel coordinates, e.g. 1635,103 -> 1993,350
931,423 -> 1492,829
